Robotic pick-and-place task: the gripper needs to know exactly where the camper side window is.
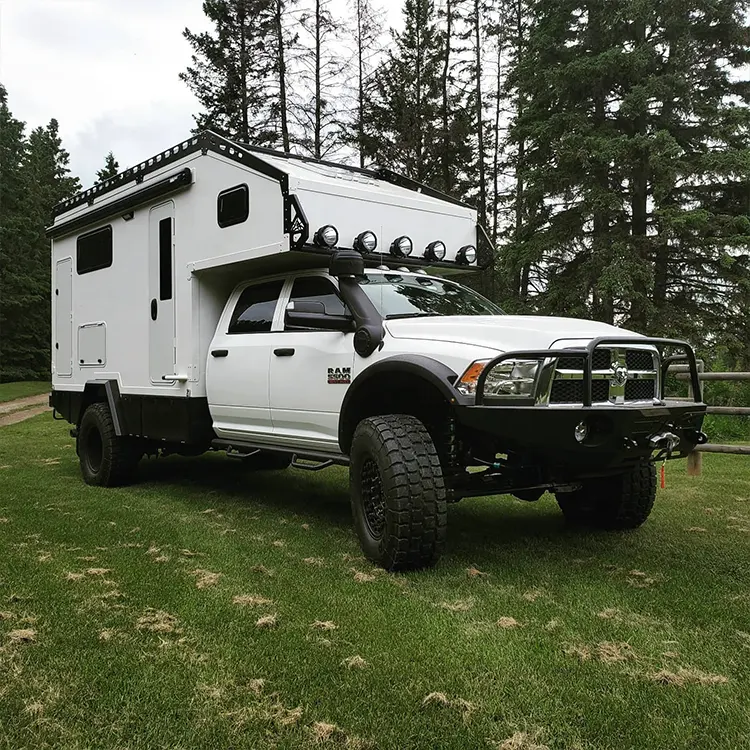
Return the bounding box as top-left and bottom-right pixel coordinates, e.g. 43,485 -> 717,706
228,280 -> 284,334
217,184 -> 249,228
77,225 -> 113,274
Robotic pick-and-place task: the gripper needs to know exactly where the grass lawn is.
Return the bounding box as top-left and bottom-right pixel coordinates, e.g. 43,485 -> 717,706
1,415 -> 749,750
0,382 -> 49,404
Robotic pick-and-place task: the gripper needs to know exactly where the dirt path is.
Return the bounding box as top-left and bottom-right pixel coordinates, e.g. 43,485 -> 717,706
0,394 -> 49,415
0,405 -> 50,427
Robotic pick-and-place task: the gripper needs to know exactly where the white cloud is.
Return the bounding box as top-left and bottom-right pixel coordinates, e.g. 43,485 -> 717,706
0,0 -> 401,187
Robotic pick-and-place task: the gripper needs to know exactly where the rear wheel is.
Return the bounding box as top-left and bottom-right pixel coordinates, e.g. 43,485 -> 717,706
556,461 -> 657,530
78,402 -> 141,486
349,414 -> 447,571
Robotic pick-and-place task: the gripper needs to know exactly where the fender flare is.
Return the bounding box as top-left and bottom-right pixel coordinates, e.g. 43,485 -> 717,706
338,355 -> 466,451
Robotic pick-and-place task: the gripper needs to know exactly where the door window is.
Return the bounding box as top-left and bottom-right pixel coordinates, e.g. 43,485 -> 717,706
228,280 -> 284,334
286,276 -> 348,330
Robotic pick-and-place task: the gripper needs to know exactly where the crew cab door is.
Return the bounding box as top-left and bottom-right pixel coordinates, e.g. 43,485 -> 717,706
269,274 -> 355,447
206,279 -> 285,438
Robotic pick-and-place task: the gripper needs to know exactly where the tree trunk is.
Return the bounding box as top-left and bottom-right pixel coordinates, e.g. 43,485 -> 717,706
474,0 -> 487,225
440,0 -> 452,194
239,3 -> 250,142
357,0 -> 365,168
275,0 -> 290,151
314,0 -> 322,158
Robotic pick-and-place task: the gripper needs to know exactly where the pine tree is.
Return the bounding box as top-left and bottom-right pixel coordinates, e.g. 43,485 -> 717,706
181,0 -> 283,147
96,152 -> 119,182
362,0 -> 444,183
0,85 -> 32,381
347,0 -> 384,167
505,0 -> 750,336
293,0 -> 347,158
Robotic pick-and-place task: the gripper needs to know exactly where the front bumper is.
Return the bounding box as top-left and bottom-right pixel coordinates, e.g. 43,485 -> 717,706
456,336 -> 707,473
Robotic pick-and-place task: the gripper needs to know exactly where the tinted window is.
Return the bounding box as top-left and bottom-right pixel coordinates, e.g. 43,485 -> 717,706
287,276 -> 348,326
158,217 -> 172,301
217,184 -> 249,228
228,280 -> 284,334
77,225 -> 113,275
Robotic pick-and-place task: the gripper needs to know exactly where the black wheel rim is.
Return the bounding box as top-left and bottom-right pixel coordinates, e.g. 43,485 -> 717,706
84,425 -> 103,474
361,458 -> 385,540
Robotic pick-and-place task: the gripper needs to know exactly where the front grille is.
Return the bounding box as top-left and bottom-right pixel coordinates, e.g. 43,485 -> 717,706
558,350 -> 611,371
549,379 -> 610,404
548,347 -> 658,404
625,379 -> 656,400
626,350 -> 655,370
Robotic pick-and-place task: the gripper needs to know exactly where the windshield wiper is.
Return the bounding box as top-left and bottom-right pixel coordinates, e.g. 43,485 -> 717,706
385,312 -> 439,320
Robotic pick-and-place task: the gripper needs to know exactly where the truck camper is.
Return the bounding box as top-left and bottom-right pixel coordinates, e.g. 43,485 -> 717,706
49,131 -> 707,570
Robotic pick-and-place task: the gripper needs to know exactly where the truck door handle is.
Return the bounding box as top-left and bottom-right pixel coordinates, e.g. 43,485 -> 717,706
150,298 -> 158,321
274,348 -> 295,357
211,349 -> 229,358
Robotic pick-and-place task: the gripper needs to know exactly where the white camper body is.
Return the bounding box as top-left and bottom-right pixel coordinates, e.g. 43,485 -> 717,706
49,132 -> 479,405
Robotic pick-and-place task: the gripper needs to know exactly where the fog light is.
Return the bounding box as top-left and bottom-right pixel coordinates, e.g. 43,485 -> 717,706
574,421 -> 589,443
313,224 -> 339,248
354,230 -> 378,253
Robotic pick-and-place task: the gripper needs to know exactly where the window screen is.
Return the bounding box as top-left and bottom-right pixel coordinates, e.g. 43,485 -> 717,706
228,280 -> 284,334
158,217 -> 172,301
287,276 -> 348,328
217,184 -> 249,228
77,225 -> 113,275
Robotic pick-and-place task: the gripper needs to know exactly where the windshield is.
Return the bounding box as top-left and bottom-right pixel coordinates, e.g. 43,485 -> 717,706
359,273 -> 504,319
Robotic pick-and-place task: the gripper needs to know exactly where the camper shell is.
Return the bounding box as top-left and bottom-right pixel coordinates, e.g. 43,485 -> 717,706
49,131 -> 485,444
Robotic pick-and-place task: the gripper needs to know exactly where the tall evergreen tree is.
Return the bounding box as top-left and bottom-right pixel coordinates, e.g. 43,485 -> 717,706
181,0 -> 283,146
362,0 -> 445,183
505,0 -> 750,338
294,0 -> 347,158
96,151 -> 119,182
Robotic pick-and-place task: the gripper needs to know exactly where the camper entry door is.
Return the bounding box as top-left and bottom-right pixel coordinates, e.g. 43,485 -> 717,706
148,201 -> 176,384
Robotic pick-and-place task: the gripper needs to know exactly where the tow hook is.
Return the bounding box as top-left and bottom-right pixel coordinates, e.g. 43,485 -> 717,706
649,430 -> 680,456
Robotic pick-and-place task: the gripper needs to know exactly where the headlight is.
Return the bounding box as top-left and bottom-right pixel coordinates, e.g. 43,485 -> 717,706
354,230 -> 378,253
314,224 -> 339,248
456,359 -> 540,398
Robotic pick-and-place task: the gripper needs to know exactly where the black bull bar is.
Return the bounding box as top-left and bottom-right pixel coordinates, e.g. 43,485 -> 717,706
474,336 -> 703,407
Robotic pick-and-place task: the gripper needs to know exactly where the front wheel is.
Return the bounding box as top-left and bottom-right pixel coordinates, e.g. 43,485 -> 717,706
556,461 -> 657,530
349,414 -> 447,571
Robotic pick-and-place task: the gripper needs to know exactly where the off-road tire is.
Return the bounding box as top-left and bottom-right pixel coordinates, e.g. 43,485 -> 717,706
78,402 -> 141,487
240,451 -> 292,471
556,461 -> 657,530
349,414 -> 447,571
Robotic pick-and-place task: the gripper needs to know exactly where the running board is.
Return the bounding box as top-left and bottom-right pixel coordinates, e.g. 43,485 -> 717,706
291,455 -> 335,472
211,439 -> 348,466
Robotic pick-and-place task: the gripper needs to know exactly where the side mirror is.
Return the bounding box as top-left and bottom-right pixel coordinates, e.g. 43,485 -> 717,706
285,301 -> 355,332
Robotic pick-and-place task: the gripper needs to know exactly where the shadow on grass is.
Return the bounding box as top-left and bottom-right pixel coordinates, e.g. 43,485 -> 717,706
129,452 -> 609,570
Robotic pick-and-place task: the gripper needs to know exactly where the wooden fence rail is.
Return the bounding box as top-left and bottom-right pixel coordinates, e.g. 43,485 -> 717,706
669,363 -> 750,474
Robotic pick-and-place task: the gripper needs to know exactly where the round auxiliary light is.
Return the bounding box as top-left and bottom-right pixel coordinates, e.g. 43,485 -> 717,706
574,421 -> 589,444
354,230 -> 378,253
313,224 -> 339,248
390,235 -> 413,258
457,245 -> 477,265
424,240 -> 447,262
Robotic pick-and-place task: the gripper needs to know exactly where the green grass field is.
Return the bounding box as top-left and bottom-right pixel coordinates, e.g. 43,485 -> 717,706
0,382 -> 50,404
1,415 -> 749,749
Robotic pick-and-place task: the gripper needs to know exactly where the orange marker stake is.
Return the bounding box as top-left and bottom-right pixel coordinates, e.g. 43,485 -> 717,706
660,463 -> 666,489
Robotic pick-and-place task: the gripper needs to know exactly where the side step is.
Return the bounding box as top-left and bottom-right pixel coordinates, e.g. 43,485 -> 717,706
291,455 -> 335,472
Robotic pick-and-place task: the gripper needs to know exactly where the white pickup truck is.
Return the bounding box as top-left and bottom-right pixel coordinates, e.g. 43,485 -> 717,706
48,132 -> 707,570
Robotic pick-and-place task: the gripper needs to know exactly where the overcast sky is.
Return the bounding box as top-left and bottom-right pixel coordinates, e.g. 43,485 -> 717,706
0,0 -> 400,187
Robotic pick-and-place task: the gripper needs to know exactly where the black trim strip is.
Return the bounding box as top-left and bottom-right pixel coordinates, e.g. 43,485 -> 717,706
48,168 -> 193,240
